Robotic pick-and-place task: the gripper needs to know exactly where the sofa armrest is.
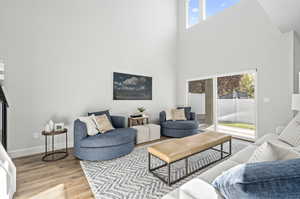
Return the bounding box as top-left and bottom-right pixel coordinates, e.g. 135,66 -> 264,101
190,112 -> 196,121
275,126 -> 285,135
111,115 -> 125,128
180,179 -> 223,199
74,119 -> 88,145
160,111 -> 166,124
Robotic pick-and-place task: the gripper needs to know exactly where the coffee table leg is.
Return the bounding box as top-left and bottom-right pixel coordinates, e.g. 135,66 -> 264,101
220,143 -> 223,159
229,139 -> 232,155
185,158 -> 188,175
52,134 -> 54,161
148,153 -> 151,171
168,163 -> 171,186
45,135 -> 47,156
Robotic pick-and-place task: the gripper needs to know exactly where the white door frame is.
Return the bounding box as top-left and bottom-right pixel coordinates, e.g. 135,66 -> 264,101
185,69 -> 258,140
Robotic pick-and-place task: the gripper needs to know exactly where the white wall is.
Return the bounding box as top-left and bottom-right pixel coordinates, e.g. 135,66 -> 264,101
177,0 -> 294,138
0,0 -> 177,156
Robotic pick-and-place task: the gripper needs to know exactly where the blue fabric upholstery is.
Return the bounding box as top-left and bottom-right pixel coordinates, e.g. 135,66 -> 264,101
160,111 -> 199,138
159,111 -> 166,124
190,112 -> 196,120
75,142 -> 135,161
88,110 -> 112,122
161,120 -> 198,130
212,159 -> 300,199
73,115 -> 137,161
111,115 -> 125,128
80,128 -> 136,148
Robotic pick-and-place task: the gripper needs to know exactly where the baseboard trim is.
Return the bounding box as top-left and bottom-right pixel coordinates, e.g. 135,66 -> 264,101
8,143 -> 74,158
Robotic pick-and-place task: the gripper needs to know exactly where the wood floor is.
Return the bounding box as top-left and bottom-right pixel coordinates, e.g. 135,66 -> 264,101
13,138 -> 168,199
13,149 -> 94,199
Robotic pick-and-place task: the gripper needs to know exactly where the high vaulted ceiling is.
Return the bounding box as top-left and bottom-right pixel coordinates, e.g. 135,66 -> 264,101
257,0 -> 300,35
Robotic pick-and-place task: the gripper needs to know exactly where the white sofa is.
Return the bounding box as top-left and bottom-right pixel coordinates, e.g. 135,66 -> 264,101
162,127 -> 290,199
0,143 -> 16,199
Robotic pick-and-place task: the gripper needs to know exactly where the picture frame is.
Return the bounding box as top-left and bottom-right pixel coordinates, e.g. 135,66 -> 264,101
113,72 -> 152,100
54,123 -> 64,131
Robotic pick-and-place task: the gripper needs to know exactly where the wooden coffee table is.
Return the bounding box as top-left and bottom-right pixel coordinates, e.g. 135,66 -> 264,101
148,131 -> 232,186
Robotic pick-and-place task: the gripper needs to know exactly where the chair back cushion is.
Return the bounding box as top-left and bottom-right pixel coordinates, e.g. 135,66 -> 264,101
78,116 -> 98,136
93,114 -> 114,134
172,109 -> 187,121
164,109 -> 173,121
248,141 -> 300,163
177,106 -> 192,120
212,159 -> 300,199
88,110 -> 112,122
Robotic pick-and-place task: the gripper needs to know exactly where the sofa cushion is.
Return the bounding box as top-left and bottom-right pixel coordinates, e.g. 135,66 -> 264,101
230,145 -> 257,164
88,110 -> 112,122
179,178 -> 224,199
161,189 -> 179,199
255,133 -> 292,148
199,160 -> 239,183
164,109 -> 173,121
279,113 -> 300,146
80,128 -> 136,148
177,107 -> 192,120
162,121 -> 198,130
212,159 -> 300,199
93,114 -> 114,133
172,109 -> 187,121
78,116 -> 99,136
248,142 -> 300,163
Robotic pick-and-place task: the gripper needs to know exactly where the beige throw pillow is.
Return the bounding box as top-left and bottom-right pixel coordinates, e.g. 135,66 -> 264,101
248,141 -> 300,163
93,114 -> 114,134
279,113 -> 300,146
78,116 -> 99,136
172,109 -> 187,121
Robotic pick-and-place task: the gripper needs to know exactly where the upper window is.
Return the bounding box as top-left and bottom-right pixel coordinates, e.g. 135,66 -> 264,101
186,0 -> 200,29
206,0 -> 241,18
186,0 -> 241,29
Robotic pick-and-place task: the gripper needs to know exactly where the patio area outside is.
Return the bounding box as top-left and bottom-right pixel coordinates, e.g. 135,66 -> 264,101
190,73 -> 256,140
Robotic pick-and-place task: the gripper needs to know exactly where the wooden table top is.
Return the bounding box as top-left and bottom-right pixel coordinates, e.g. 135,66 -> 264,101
129,116 -> 149,120
42,128 -> 68,136
148,131 -> 231,163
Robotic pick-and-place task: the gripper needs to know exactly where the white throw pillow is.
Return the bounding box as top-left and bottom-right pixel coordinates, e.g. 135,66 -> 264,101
279,113 -> 300,146
165,109 -> 173,121
248,141 -> 300,163
78,115 -> 99,136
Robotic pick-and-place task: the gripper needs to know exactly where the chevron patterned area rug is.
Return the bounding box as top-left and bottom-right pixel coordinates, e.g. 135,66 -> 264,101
80,139 -> 249,199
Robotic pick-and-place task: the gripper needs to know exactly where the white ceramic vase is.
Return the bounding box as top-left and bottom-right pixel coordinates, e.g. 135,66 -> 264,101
48,120 -> 54,131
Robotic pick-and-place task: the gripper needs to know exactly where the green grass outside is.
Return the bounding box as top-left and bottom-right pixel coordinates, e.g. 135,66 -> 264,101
219,122 -> 256,130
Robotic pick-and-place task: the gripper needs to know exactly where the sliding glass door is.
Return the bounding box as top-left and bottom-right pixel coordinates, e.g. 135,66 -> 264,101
188,78 -> 214,130
216,73 -> 256,140
187,71 -> 256,140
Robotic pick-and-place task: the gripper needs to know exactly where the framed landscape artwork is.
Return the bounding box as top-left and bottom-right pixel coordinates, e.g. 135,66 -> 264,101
113,72 -> 152,100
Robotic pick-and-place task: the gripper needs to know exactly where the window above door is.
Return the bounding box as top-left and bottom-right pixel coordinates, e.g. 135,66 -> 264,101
186,0 -> 241,29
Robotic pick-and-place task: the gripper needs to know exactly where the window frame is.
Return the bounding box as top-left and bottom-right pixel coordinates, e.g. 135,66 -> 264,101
185,0 -> 240,29
185,0 -> 202,29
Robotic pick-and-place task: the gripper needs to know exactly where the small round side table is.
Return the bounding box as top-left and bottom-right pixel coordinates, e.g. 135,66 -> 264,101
42,128 -> 68,162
